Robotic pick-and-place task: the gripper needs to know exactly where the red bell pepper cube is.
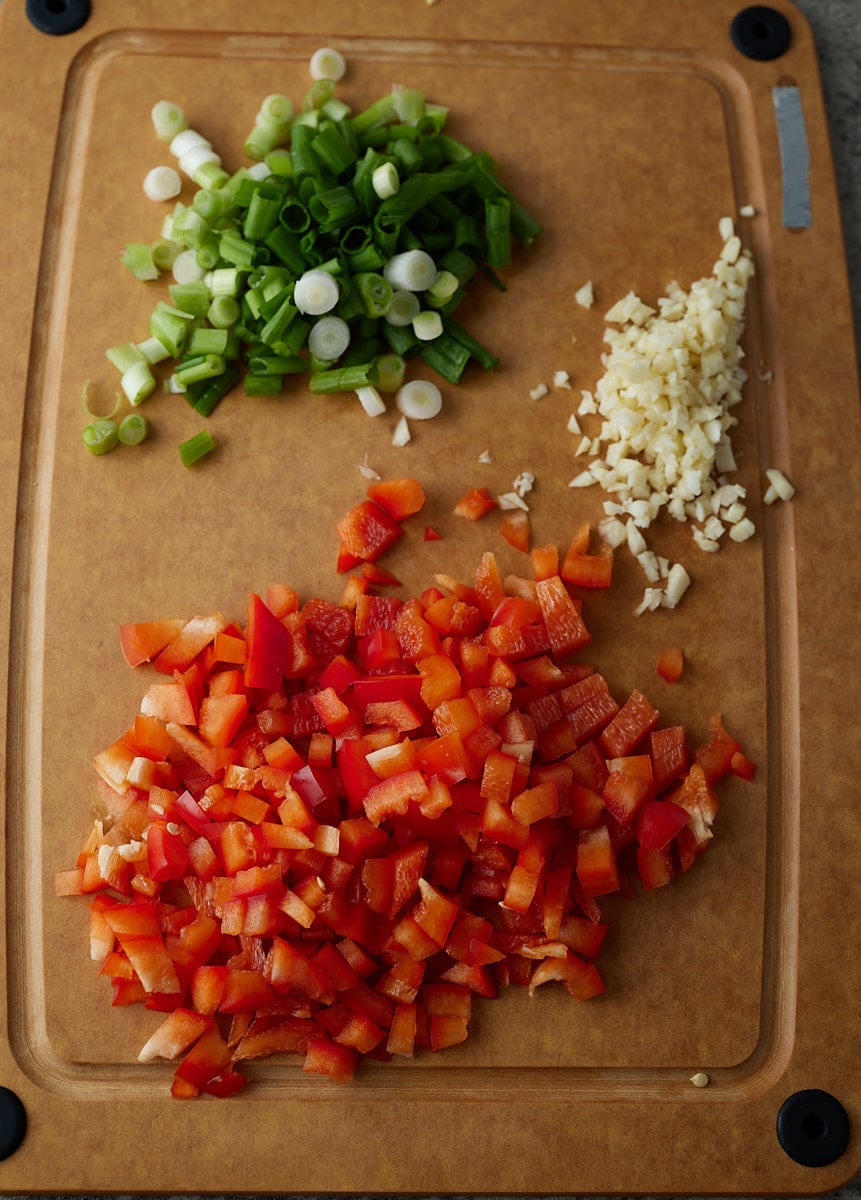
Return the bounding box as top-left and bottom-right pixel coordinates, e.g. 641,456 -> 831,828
555,913 -> 608,960
694,713 -> 743,782
118,618 -> 185,667
528,950 -> 605,1000
375,958 -> 426,1004
498,508 -> 530,552
412,878 -> 459,947
136,1008 -> 214,1062
635,799 -> 691,852
599,689 -> 660,758
219,968 -> 276,1013
386,1003 -> 417,1056
364,769 -> 429,825
453,485 -> 497,521
303,1036 -> 358,1083
602,766 -> 652,828
336,500 -> 403,566
535,575 -> 591,657
243,592 -> 291,691
636,844 -> 675,890
575,826 -> 620,899
366,476 -> 426,521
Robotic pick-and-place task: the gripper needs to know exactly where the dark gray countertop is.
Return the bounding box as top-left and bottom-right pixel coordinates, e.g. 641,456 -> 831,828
795,0 -> 861,360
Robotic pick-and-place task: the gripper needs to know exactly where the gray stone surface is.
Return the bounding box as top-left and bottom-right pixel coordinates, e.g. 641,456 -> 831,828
795,0 -> 861,358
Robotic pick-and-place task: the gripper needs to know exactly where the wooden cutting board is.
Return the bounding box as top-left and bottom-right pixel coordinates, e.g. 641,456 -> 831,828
0,0 -> 858,1193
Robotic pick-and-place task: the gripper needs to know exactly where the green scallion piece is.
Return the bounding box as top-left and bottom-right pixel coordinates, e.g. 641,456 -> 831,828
438,248 -> 478,286
273,316 -> 311,355
193,364 -> 241,416
248,353 -> 306,376
106,342 -> 146,375
195,236 -> 221,271
82,419 -> 119,456
219,229 -> 257,268
392,86 -> 425,125
244,374 -> 284,396
151,238 -> 180,272
171,206 -> 210,249
349,92 -> 399,137
121,359 -> 157,405
168,280 -> 211,318
244,123 -> 286,161
243,187 -> 283,241
118,413 -> 148,445
443,317 -> 499,370
278,198 -> 312,236
290,122 -> 326,182
264,226 -> 307,273
453,213 -> 482,256
208,296 -> 241,329
373,353 -> 406,392
382,321 -> 421,360
178,429 -> 215,467
193,188 -> 229,222
347,242 -> 386,273
259,296 -> 299,347
265,148 -> 294,178
174,354 -> 226,386
425,269 -> 460,308
353,272 -> 393,320
485,195 -> 512,267
302,78 -> 336,113
311,123 -> 359,176
121,243 -> 160,281
308,185 -> 358,229
309,361 -> 379,394
334,277 -> 365,325
341,335 -> 384,369
484,266 -> 508,292
188,327 -> 232,357
419,331 -> 471,384
151,99 -> 188,143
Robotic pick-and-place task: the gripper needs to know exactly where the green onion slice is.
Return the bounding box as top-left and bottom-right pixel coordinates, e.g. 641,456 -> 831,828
178,429 -> 216,467
82,419 -> 120,456
80,380 -> 120,421
118,413 -> 149,445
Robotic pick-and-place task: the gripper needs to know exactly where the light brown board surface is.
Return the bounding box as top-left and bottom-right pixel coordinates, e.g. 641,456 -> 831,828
0,0 -> 858,1193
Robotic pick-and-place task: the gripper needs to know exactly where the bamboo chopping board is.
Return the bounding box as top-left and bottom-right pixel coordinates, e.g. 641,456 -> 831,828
0,0 -> 858,1193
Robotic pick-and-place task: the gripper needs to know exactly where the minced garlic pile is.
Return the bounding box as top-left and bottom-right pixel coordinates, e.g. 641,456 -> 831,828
569,218 -> 757,611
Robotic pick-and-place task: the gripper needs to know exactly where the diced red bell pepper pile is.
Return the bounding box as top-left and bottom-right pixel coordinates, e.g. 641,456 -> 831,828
56,534 -> 754,1098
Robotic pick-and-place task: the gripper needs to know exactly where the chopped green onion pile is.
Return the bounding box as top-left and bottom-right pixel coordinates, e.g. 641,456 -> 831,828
98,60 -> 543,463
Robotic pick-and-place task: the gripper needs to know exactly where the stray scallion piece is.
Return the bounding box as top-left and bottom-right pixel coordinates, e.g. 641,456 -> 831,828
396,379 -> 442,420
143,166 -> 182,202
178,429 -> 215,466
151,100 -> 188,143
89,68 -> 543,463
118,413 -> 149,445
81,379 -> 120,421
83,419 -> 119,456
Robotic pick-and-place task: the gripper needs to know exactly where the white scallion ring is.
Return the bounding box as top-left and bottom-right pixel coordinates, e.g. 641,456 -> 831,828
396,379 -> 443,421
309,47 -> 346,81
143,165 -> 182,202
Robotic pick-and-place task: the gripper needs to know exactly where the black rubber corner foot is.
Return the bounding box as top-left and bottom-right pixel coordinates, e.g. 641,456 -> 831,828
26,0 -> 91,36
777,1089 -> 851,1167
731,6 -> 792,60
0,1087 -> 27,1161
